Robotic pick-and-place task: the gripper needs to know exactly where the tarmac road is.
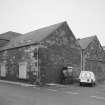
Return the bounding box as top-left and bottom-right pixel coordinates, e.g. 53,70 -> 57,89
0,82 -> 105,105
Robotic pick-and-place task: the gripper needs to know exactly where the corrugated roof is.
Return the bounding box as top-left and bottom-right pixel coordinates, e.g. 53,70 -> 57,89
0,21 -> 66,51
78,36 -> 96,49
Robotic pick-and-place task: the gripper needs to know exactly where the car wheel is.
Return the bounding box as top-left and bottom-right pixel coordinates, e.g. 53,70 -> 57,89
80,82 -> 82,86
91,83 -> 93,87
93,82 -> 95,87
91,82 -> 95,87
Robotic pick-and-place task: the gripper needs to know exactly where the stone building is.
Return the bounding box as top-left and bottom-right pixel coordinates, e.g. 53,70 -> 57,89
0,21 -> 81,84
78,36 -> 105,82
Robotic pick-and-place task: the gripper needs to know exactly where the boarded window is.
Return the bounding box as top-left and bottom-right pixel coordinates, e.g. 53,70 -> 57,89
0,63 -> 6,77
19,62 -> 27,79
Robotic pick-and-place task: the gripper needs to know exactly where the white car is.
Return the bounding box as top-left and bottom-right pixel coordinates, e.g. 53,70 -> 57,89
79,71 -> 96,87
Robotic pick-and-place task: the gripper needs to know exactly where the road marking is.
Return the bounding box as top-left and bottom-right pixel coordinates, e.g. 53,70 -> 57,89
33,87 -> 40,89
20,84 -> 31,87
33,87 -> 37,88
66,91 -> 79,95
48,89 -> 57,92
90,96 -> 105,100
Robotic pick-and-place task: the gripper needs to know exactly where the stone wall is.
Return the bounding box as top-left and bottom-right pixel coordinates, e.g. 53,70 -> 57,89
0,22 -> 81,83
0,45 -> 39,82
39,23 -> 81,83
84,37 -> 105,82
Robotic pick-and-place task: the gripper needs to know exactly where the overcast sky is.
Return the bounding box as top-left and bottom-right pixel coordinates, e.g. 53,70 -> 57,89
0,0 -> 105,45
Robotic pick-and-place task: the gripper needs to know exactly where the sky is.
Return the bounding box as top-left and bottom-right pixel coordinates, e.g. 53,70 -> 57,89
0,0 -> 105,45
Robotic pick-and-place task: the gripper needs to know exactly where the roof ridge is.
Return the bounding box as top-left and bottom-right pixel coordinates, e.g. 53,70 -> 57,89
79,35 -> 96,40
24,21 -> 66,35
78,35 -> 97,49
0,21 -> 67,51
0,31 -> 22,35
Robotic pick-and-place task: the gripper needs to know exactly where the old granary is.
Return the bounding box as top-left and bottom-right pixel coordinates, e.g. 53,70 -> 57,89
0,21 -> 81,84
0,21 -> 105,84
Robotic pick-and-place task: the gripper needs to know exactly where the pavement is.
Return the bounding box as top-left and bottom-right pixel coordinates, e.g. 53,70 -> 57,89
0,79 -> 36,87
0,79 -> 68,88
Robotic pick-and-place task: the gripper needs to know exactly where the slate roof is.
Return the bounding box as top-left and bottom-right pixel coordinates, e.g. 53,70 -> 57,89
78,35 -> 96,50
0,21 -> 66,51
0,31 -> 22,47
0,39 -> 9,47
0,31 -> 22,40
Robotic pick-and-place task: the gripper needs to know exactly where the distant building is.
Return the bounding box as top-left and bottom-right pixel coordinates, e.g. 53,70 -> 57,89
0,22 -> 81,84
78,36 -> 105,82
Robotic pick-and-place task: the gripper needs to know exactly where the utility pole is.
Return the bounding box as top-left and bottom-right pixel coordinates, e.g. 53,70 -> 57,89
81,49 -> 84,71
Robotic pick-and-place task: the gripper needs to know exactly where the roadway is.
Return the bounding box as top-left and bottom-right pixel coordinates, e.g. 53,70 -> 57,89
0,82 -> 105,105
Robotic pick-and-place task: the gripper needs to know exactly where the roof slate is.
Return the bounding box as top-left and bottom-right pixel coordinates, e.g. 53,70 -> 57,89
0,31 -> 22,48
78,36 -> 96,50
0,21 -> 66,51
0,31 -> 22,40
